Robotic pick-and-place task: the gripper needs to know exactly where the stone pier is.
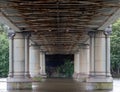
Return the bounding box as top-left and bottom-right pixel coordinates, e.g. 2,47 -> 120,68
73,52 -> 80,79
40,51 -> 47,78
86,30 -> 113,90
30,45 -> 40,77
7,32 -> 32,90
78,44 -> 89,82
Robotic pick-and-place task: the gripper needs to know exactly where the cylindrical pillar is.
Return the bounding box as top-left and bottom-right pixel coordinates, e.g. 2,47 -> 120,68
42,52 -> 46,75
13,33 -> 25,77
40,52 -> 46,77
94,31 -> 106,76
73,52 -> 80,79
78,44 -> 89,81
88,31 -> 95,76
104,26 -> 112,77
40,52 -> 42,74
30,45 -> 40,77
8,33 -> 15,77
106,36 -> 111,76
80,45 -> 89,75
24,33 -> 30,78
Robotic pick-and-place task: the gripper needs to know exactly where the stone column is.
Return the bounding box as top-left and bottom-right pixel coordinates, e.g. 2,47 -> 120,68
42,52 -> 46,76
13,33 -> 25,77
86,30 -> 113,90
78,44 -> 89,82
73,52 -> 80,79
8,32 -> 15,77
106,36 -> 111,76
104,26 -> 112,77
40,51 -> 46,77
88,31 -> 95,77
29,45 -> 40,78
94,31 -> 106,76
24,33 -> 31,78
7,32 -> 32,90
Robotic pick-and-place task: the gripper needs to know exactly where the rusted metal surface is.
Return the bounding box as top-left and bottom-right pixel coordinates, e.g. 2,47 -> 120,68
0,0 -> 119,54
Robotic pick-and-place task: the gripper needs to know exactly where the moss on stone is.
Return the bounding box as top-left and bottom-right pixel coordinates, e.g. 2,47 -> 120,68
95,82 -> 113,90
7,82 -> 32,90
32,77 -> 42,81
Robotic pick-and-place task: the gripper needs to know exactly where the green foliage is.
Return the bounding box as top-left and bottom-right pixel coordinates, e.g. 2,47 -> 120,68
111,19 -> 120,74
57,59 -> 74,77
0,25 -> 9,77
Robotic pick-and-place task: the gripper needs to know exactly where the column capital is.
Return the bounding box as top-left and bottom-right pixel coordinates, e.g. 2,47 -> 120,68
78,44 -> 89,49
30,44 -> 40,50
74,51 -> 79,54
8,32 -> 15,39
40,50 -> 46,54
94,30 -> 105,38
88,31 -> 95,37
23,32 -> 31,39
104,25 -> 112,36
13,32 -> 25,39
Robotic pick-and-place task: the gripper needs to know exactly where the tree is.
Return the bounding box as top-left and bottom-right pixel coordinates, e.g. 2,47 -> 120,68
0,25 -> 9,77
57,59 -> 74,77
111,19 -> 120,75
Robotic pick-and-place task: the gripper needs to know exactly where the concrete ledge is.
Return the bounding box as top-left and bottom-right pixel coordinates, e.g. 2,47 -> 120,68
85,82 -> 113,90
85,76 -> 113,90
40,74 -> 47,78
73,73 -> 88,82
7,77 -> 32,82
7,82 -> 32,90
32,76 -> 46,82
86,76 -> 113,82
74,81 -> 113,90
7,77 -> 32,90
74,76 -> 113,90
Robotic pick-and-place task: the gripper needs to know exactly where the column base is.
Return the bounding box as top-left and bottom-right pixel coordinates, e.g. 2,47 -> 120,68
73,73 -> 88,82
7,77 -> 32,90
32,76 -> 42,82
85,76 -> 113,90
73,73 -> 77,79
31,74 -> 46,82
40,73 -> 47,78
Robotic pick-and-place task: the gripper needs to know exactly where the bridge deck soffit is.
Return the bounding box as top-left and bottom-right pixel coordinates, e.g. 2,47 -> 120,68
0,0 -> 120,54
